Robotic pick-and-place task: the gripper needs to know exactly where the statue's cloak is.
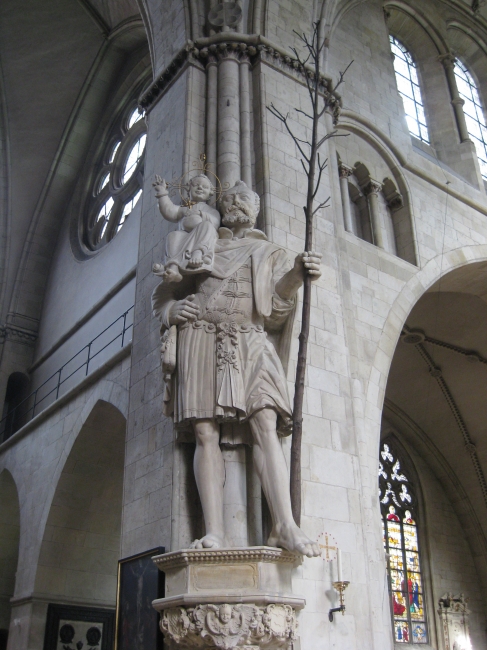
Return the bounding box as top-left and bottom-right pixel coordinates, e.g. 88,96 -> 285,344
152,228 -> 296,443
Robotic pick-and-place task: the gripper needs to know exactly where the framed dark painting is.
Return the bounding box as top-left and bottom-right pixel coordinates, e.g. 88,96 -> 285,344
115,546 -> 165,650
43,603 -> 115,650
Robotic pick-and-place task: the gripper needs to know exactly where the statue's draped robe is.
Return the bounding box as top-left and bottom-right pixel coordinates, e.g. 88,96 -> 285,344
152,228 -> 295,442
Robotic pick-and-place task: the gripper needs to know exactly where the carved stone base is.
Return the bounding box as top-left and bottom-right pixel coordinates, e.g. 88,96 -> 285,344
152,547 -> 305,650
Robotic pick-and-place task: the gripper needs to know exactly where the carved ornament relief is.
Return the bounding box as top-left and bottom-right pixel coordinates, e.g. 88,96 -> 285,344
161,603 -> 297,650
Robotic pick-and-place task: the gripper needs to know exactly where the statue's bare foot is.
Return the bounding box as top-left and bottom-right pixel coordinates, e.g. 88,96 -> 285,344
267,522 -> 320,558
187,249 -> 203,269
162,265 -> 183,283
189,534 -> 224,549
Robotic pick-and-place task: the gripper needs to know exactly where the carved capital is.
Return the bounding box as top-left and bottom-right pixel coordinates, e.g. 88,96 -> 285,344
438,53 -> 456,70
451,97 -> 465,107
338,163 -> 353,179
382,177 -> 404,211
160,603 -> 297,650
0,323 -> 38,345
363,180 -> 382,196
217,42 -> 241,62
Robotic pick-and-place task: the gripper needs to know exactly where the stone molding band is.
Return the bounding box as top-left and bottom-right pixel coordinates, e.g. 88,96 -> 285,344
0,324 -> 38,345
139,37 -> 342,120
152,547 -> 299,570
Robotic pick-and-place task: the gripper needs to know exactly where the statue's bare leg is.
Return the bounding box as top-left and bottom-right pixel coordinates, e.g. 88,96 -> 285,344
190,419 -> 225,549
249,408 -> 320,558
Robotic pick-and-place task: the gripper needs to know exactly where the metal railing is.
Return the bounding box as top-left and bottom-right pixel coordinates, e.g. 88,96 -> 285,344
0,305 -> 134,441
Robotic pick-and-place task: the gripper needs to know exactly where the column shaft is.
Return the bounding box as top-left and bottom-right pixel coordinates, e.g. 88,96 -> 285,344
441,54 -> 470,143
206,57 -> 218,174
338,164 -> 354,233
239,57 -> 252,187
365,181 -> 384,249
218,52 -> 241,186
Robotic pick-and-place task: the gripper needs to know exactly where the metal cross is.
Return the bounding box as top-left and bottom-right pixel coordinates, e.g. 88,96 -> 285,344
319,534 -> 337,560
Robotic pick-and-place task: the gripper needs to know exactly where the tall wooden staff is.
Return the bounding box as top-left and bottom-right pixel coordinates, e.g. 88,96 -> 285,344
268,12 -> 351,525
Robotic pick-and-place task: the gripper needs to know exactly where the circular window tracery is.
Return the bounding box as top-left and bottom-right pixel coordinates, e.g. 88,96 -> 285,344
82,105 -> 146,252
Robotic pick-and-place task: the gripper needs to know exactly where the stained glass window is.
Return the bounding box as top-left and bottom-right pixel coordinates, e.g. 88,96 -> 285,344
379,442 -> 428,644
454,59 -> 487,179
82,102 -> 146,252
389,36 -> 430,144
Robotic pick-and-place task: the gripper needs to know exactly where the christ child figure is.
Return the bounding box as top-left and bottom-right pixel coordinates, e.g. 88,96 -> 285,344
153,173 -> 221,283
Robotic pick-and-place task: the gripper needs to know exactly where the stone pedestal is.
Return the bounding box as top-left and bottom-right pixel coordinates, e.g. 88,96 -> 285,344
152,547 -> 305,650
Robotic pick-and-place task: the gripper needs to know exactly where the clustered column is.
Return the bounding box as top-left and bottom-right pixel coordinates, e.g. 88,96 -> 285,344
203,44 -> 254,188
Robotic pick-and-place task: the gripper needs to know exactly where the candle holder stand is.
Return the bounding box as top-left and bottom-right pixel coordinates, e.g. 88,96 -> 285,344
328,580 -> 350,621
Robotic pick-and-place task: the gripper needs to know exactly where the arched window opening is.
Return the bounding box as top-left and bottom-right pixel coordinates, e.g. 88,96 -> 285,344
454,60 -> 487,179
389,36 -> 430,144
82,103 -> 146,252
0,373 -> 30,441
379,441 -> 428,645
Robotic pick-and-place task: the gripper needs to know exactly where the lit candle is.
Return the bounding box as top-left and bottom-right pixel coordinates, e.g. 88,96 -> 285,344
337,549 -> 343,582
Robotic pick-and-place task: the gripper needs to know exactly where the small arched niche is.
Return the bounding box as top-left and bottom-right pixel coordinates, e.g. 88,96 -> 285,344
34,400 -> 126,606
337,150 -> 414,263
0,470 -> 20,649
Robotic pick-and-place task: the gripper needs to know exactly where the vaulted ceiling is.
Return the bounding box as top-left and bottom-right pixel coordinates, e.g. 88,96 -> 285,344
0,0 -> 140,326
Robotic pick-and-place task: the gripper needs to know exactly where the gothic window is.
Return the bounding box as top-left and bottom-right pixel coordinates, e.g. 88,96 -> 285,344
379,441 -> 428,644
389,36 -> 430,144
454,59 -> 487,179
82,104 -> 146,251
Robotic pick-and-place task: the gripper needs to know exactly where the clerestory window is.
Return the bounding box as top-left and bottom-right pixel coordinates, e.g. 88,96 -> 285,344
454,59 -> 487,179
82,104 -> 146,252
389,36 -> 430,144
379,441 -> 428,644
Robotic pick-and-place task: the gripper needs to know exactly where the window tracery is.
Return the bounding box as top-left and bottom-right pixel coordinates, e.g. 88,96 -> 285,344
379,441 -> 428,644
82,105 -> 146,252
453,59 -> 487,179
389,36 -> 430,144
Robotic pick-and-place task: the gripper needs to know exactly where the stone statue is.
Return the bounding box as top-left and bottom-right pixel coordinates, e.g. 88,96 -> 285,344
152,180 -> 321,557
153,174 -> 221,282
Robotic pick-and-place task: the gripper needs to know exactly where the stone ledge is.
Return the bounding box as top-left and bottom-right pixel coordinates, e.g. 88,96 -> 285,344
154,594 -> 305,610
152,546 -> 300,570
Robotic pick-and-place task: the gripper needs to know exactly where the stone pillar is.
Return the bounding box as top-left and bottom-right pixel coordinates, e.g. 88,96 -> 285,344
218,46 -> 241,186
206,53 -> 218,174
222,446 -> 248,547
239,52 -> 252,187
439,54 -> 470,143
338,163 -> 354,233
246,446 -> 263,546
364,180 -> 384,249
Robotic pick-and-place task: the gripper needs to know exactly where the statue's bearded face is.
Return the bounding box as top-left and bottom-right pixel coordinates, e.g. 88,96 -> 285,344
220,187 -> 258,227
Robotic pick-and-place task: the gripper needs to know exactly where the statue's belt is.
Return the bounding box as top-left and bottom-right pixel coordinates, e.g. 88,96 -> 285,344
179,320 -> 264,334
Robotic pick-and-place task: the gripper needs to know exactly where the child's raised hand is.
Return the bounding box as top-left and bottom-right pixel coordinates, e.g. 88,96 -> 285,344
153,175 -> 168,196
